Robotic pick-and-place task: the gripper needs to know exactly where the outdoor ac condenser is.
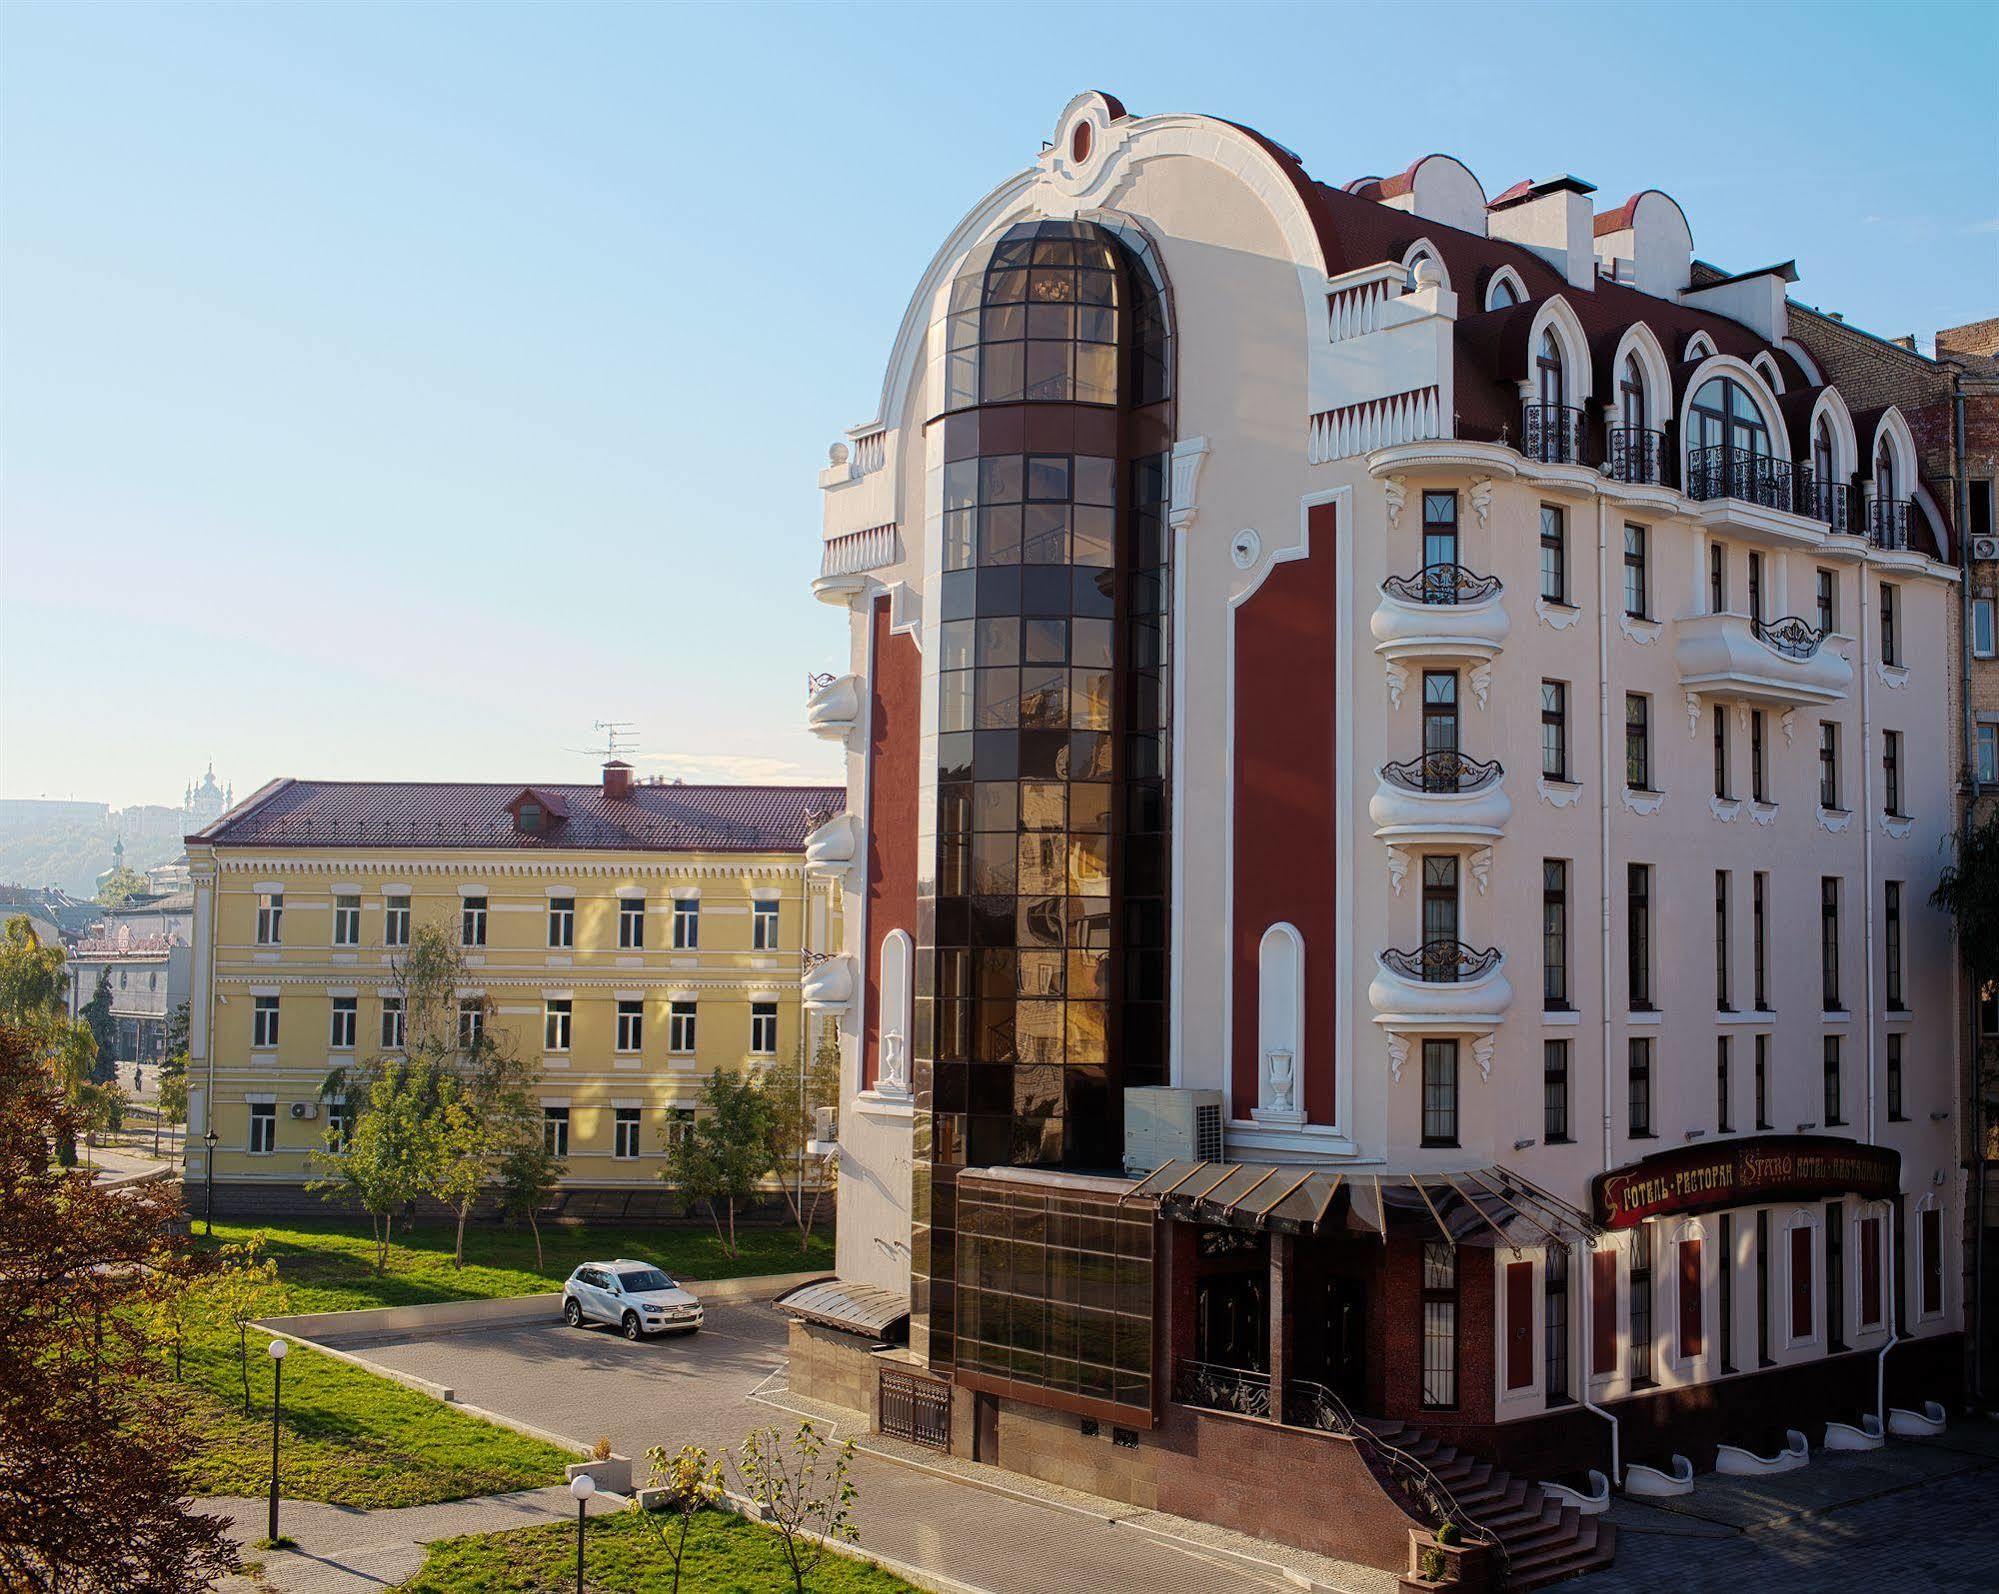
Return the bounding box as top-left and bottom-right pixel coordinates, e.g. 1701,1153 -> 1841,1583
1123,1087 -> 1225,1178
288,1101 -> 318,1121
1972,535 -> 1999,562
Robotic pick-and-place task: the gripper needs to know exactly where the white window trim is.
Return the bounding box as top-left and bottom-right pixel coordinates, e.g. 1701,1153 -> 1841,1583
1669,1218 -> 1709,1372
1783,1208 -> 1819,1349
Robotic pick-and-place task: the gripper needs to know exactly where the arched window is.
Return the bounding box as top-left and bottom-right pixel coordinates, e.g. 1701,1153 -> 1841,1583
1875,437 -> 1897,502
1688,376 -> 1772,458
1620,354 -> 1648,431
1814,418 -> 1836,484
1490,274 -> 1521,310
1407,247 -> 1433,287
1538,329 -> 1566,409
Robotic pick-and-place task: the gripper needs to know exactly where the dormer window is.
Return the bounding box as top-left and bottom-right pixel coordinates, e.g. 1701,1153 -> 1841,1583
506,787 -> 567,837
518,800 -> 543,834
1815,419 -> 1836,483
1490,275 -> 1521,309
1538,329 -> 1566,408
1875,438 -> 1896,502
1620,355 -> 1647,431
1689,377 -> 1771,458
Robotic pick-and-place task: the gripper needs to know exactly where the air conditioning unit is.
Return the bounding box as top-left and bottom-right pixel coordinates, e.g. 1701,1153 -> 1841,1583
1972,535 -> 1999,562
289,1101 -> 318,1121
1123,1087 -> 1225,1178
806,1104 -> 838,1157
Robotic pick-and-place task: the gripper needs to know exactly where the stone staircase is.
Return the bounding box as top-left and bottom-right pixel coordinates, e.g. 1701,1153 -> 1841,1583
1359,1417 -> 1617,1590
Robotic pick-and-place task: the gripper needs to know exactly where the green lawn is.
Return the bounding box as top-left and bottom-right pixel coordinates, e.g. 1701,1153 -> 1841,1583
401,1510 -> 914,1593
198,1218 -> 831,1314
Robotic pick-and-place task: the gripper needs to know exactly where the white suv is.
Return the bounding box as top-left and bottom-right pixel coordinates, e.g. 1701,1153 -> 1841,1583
561,1260 -> 703,1340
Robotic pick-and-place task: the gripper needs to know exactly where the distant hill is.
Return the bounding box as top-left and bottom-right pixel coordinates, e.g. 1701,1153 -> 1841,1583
0,800 -> 190,898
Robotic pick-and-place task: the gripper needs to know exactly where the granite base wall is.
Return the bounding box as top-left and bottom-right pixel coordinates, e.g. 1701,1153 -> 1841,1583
787,1320 -> 883,1415
185,1178 -> 820,1230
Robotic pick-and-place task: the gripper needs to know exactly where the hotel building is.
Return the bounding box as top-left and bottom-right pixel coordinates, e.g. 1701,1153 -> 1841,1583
787,94 -> 1968,1585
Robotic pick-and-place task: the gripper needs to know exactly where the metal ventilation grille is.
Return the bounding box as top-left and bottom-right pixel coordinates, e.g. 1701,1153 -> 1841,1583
1194,1102 -> 1224,1163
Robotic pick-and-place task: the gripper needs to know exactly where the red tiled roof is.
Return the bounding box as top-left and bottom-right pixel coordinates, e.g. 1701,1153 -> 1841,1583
191,780 -> 845,853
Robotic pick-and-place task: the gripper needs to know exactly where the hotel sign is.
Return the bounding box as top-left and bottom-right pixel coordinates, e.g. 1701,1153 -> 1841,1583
1592,1135 -> 1900,1230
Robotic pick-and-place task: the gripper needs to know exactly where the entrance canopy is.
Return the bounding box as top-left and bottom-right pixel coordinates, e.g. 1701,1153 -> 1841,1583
775,1277 -> 910,1341
1123,1160 -> 1602,1252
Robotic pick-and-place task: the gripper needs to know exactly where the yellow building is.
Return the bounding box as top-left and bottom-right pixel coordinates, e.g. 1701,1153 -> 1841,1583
182,762 -> 844,1213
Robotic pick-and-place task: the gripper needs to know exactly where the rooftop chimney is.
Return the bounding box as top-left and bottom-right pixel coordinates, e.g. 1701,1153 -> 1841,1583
1488,176 -> 1597,291
602,759 -> 634,799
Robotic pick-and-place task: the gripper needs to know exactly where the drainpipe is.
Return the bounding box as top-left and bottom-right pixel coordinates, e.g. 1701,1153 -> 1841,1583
1861,532 -> 1877,1145
1877,1202 -> 1900,1433
1595,487 -> 1614,1173
1576,1234 -> 1620,1484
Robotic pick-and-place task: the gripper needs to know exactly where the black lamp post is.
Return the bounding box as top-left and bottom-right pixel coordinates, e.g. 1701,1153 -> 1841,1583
267,1337 -> 289,1543
568,1472 -> 595,1592
203,1126 -> 219,1236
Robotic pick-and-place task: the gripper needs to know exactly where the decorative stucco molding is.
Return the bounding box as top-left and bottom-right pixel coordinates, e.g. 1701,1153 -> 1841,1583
1536,597 -> 1582,632
1750,801 -> 1779,827
1878,812 -> 1915,841
1875,661 -> 1909,691
1385,658 -> 1409,710
1619,613 -> 1662,646
1385,1032 -> 1410,1083
1386,845 -> 1410,896
1230,527 -> 1262,570
1384,475 -> 1407,529
1469,847 -> 1493,896
1469,661 -> 1493,710
1169,436 -> 1209,532
1817,807 -> 1853,835
1709,795 -> 1742,823
1468,478 -> 1493,528
1538,776 -> 1583,809
1472,1032 -> 1496,1081
1622,787 -> 1665,817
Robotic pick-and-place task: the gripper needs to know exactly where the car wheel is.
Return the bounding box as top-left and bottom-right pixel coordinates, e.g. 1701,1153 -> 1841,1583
622,1312 -> 643,1341
564,1297 -> 583,1328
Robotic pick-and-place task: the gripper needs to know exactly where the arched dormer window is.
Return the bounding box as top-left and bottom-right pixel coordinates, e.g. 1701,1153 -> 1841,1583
1808,417 -> 1844,527
1686,374 -> 1777,504
1608,353 -> 1661,484
1620,355 -> 1647,430
1686,332 -> 1716,362
1485,267 -> 1525,311
1538,328 -> 1566,408
1814,418 -> 1836,485
1752,352 -> 1785,395
1875,437 -> 1897,503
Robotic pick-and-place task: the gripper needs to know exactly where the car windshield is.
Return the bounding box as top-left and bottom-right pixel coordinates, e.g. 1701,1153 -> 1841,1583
618,1268 -> 673,1293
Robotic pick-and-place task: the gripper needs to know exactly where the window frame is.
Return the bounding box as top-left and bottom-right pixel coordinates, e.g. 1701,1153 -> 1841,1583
615,998 -> 644,1054
1622,524 -> 1649,618
1542,858 -> 1569,1010
620,897 -> 647,950
384,892 -> 411,948
543,1106 -> 570,1158
544,999 -> 572,1054
461,894 -> 488,948
1419,1241 -> 1460,1409
1421,1038 -> 1460,1147
329,995 -> 357,1051
750,1000 -> 779,1057
256,892 -> 283,946
752,899 -> 781,950
381,995 -> 405,1051
614,1106 -> 642,1161
252,995 -> 280,1050
671,898 -> 699,950
1539,505 -> 1567,604
248,1101 -> 277,1156
1543,1039 -> 1570,1144
1627,1037 -> 1654,1139
1541,680 -> 1568,782
668,999 -> 698,1055
332,893 -> 361,947
548,896 -> 575,949
1625,694 -> 1652,792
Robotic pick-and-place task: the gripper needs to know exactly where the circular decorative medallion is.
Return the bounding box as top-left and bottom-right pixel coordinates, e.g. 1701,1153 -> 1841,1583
1231,528 -> 1261,570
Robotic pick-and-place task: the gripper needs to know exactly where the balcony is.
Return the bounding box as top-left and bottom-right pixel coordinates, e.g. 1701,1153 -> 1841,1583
1370,565 -> 1508,672
1674,610 -> 1851,709
1685,445 -> 1799,515
801,950 -> 855,1014
1370,752 -> 1510,846
1800,478 -> 1856,535
1869,499 -> 1911,551
803,809 -> 861,878
1368,942 -> 1512,1029
805,672 -> 861,741
1521,403 -> 1586,466
1607,425 -> 1668,487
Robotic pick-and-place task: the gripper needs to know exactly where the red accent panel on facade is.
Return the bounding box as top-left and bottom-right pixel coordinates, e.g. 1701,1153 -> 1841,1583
1505,1261 -> 1534,1391
1922,1209 -> 1943,1316
1232,499 -> 1340,1124
861,597 -> 919,1091
1790,1227 -> 1814,1340
1591,1250 -> 1617,1376
1677,1240 -> 1703,1360
1859,1217 -> 1882,1327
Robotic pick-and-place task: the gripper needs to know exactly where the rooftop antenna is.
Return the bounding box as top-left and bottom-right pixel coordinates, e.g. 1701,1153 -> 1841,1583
567,720 -> 639,763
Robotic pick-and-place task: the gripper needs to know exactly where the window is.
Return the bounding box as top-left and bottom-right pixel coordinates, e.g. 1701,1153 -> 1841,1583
1815,568 -> 1837,635
1627,864 -> 1652,1010
614,1107 -> 641,1160
1821,877 -> 1842,1010
1887,1033 -> 1905,1121
1620,352 -> 1647,431
249,1101 -> 276,1155
1541,682 -> 1568,781
669,1000 -> 697,1054
1859,1214 -> 1884,1330
1629,1224 -> 1655,1384
461,895 -> 487,947
1974,597 -> 1996,660
1750,710 -> 1766,803
1716,1036 -> 1732,1132
1421,855 -> 1459,964
1625,695 -> 1651,790
458,997 -> 483,1050
1677,1234 -> 1704,1361
1715,871 -> 1732,1011
1757,1209 -> 1773,1364
1748,551 -> 1764,623
752,899 -> 780,950
1424,491 -> 1460,575
1421,1040 -> 1459,1146
1590,1246 -> 1617,1379
1819,722 -> 1840,810
1537,327 -> 1566,409
1825,1201 -> 1845,1350
1980,723 -> 1999,785
1422,670 -> 1459,762
1823,1035 -> 1843,1125
1544,1247 -> 1571,1406
671,899 -> 698,950
1755,1034 -> 1770,1130
621,898 -> 647,949
1883,731 -> 1902,817
256,892 -> 283,945
1713,1215 -> 1736,1373
1420,1242 -> 1458,1408
616,999 -> 643,1053
1623,524 -> 1648,617
1885,881 -> 1904,1010
384,892 -> 410,947
252,995 -> 279,1049
381,996 -> 405,1050
665,1107 -> 695,1152
544,999 -> 572,1053
1544,1040 -> 1570,1143
543,1107 -> 569,1157
1709,543 -> 1727,614
1688,376 -> 1772,459
1973,479 -> 1995,541
1752,873 -> 1769,1010
1628,1038 -> 1653,1138
333,894 -> 360,946
1539,505 -> 1566,603
548,896 -> 574,948
1491,273 -> 1522,311
326,1097 -> 353,1154
1543,859 -> 1569,1010
1712,706 -> 1730,800
1880,583 -> 1899,667
330,996 -> 357,1050
751,1001 -> 779,1056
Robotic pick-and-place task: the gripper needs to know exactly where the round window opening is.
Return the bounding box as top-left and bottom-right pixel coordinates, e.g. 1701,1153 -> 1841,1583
1070,120 -> 1092,164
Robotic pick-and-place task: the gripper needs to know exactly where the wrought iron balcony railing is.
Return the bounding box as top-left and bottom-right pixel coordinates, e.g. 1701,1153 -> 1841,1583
1799,477 -> 1854,533
1752,615 -> 1828,661
1379,751 -> 1505,794
1380,939 -> 1503,985
1521,403 -> 1586,466
1869,499 -> 1910,550
1380,563 -> 1503,606
1607,425 -> 1668,486
1685,445 -> 1798,514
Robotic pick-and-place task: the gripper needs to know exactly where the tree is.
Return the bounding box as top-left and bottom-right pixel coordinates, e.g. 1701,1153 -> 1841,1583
81,971 -> 117,1083
309,1052 -> 446,1273
662,1070 -> 776,1259
201,1235 -> 285,1414
495,1124 -> 565,1271
0,1024 -> 236,1591
731,1423 -> 859,1594
0,914 -> 66,1029
46,1020 -> 97,1168
1936,812 -> 1999,1155
755,1035 -> 841,1253
629,1443 -> 725,1593
95,866 -> 150,909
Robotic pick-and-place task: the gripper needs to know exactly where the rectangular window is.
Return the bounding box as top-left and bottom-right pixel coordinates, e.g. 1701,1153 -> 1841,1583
1815,568 -> 1837,635
330,996 -> 357,1050
1625,694 -> 1651,790
1821,877 -> 1842,1010
1974,596 -> 1996,660
1922,1208 -> 1944,1316
1981,723 -> 1999,785
1678,1237 -> 1704,1361
1544,1040 -> 1570,1143
1880,582 -> 1899,667
1825,1202 -> 1845,1350
461,895 -> 487,947
1628,1037 -> 1653,1138
1420,1242 -> 1458,1409
1708,542 -> 1727,613
543,1107 -> 569,1158
621,898 -> 647,949
384,892 -> 410,947
1627,863 -> 1652,1010
1591,1247 -> 1618,1378
1623,524 -> 1648,617
326,1098 -> 353,1154
1757,1210 -> 1772,1364
1819,722 -> 1840,810
614,1106 -> 641,1160
1823,1035 -> 1843,1125
1887,1033 -> 1905,1121
1859,1215 -> 1883,1329
256,892 -> 283,946
548,896 -> 575,948
616,999 -> 643,1053
252,995 -> 280,1049
669,1000 -> 697,1054
1423,490 -> 1460,572
1421,854 -> 1459,962
751,1000 -> 779,1056
458,997 -> 483,1050
1422,670 -> 1459,759
1883,731 -> 1902,817
1752,873 -> 1769,1010
1539,505 -> 1566,602
1755,1034 -> 1770,1129
381,995 -> 405,1051
1715,870 -> 1732,1011
671,899 -> 698,949
333,894 -> 360,947
665,1107 -> 695,1152
752,899 -> 780,950
1750,710 -> 1766,803
249,1101 -> 276,1155
1716,1035 -> 1732,1132
1507,1260 -> 1535,1391
544,999 -> 571,1053
1719,1213 -> 1736,1372
1885,881 -> 1904,1010
1543,859 -> 1569,1010
1629,1223 -> 1655,1384
1748,550 -> 1764,622
1544,1247 -> 1571,1406
1541,680 -> 1568,780
1712,706 -> 1730,799
1421,1039 -> 1459,1147
1973,479 -> 1995,541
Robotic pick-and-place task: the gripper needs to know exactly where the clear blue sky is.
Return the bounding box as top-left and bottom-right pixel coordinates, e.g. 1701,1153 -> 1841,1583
3,1 -> 1992,809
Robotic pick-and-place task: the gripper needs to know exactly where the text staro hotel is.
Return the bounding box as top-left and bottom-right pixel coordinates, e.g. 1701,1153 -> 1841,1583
184,763 -> 842,1214
782,93 -> 1968,1585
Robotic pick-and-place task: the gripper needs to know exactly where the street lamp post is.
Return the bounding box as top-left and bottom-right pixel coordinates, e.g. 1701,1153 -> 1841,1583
266,1338 -> 289,1543
202,1126 -> 219,1236
568,1472 -> 595,1593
